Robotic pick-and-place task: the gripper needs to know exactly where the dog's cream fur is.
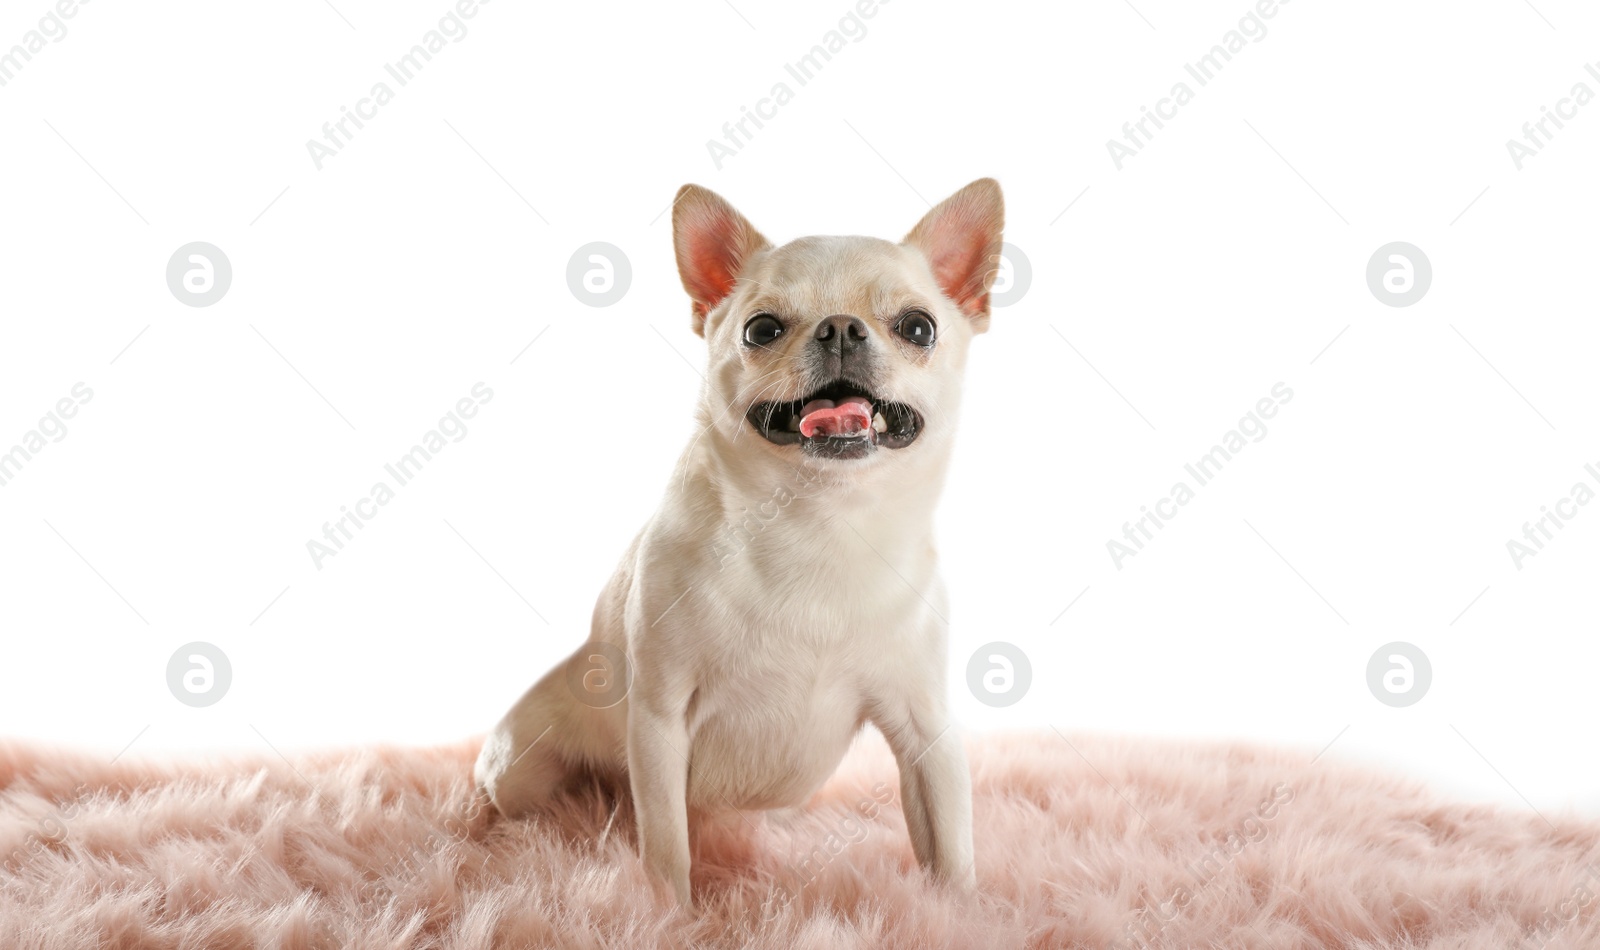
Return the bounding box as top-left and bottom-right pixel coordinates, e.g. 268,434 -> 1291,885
474,179 -> 1004,906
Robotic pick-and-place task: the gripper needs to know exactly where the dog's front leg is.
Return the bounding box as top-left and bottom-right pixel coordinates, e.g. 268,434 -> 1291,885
879,707 -> 976,889
627,693 -> 694,907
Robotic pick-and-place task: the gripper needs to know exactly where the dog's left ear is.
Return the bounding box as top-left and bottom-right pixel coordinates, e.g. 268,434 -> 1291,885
673,184 -> 771,337
903,178 -> 1005,332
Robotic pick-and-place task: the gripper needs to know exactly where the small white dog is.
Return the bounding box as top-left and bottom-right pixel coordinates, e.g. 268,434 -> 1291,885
475,178 -> 1004,907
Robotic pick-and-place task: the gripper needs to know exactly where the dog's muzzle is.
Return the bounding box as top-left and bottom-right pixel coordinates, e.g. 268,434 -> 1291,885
746,379 -> 923,460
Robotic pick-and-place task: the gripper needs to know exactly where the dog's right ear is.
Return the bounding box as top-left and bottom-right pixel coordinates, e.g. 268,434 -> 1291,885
672,185 -> 770,337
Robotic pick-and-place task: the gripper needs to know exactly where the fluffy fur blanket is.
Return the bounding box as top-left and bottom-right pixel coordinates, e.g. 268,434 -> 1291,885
2,732 -> 1596,949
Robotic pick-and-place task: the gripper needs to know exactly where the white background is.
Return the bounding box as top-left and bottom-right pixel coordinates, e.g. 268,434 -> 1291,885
2,0 -> 1597,818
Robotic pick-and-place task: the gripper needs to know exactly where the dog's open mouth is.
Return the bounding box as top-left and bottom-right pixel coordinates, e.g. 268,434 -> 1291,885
747,381 -> 922,459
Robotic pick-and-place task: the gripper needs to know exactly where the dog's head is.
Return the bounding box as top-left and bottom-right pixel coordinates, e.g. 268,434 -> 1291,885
672,179 -> 1004,470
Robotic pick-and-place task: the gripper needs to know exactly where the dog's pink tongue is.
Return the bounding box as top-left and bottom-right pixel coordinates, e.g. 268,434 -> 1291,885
799,396 -> 873,439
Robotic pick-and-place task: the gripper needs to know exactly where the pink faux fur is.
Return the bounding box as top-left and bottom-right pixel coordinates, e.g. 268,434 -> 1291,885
3,732 -> 1598,949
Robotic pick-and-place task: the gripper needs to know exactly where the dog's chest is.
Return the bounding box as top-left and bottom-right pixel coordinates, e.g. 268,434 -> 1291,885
652,502 -> 941,809
676,579 -> 933,809
682,642 -> 867,811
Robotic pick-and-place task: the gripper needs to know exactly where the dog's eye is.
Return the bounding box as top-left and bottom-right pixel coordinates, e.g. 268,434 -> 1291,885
895,311 -> 936,347
743,314 -> 785,348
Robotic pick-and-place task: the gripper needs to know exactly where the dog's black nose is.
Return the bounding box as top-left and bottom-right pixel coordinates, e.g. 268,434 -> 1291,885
814,315 -> 869,350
